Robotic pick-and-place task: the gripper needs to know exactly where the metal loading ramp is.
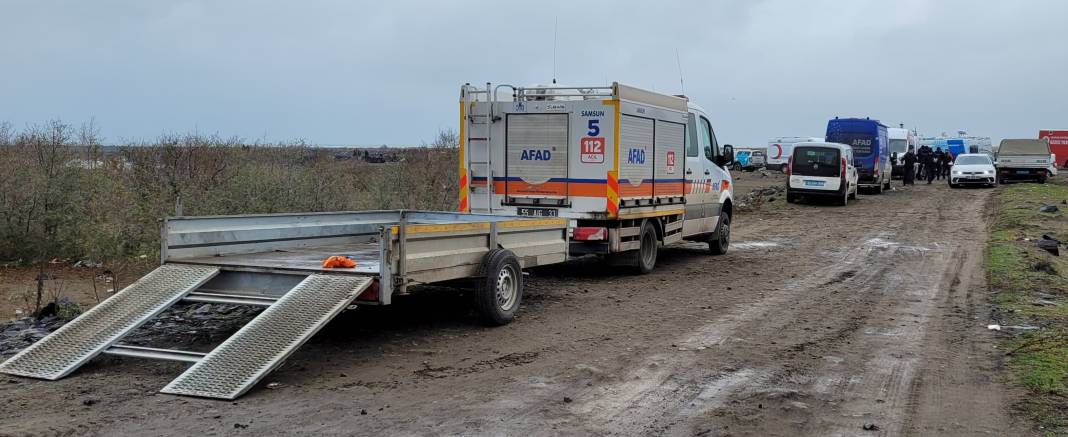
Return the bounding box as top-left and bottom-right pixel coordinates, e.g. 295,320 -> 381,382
161,274 -> 371,399
0,264 -> 219,380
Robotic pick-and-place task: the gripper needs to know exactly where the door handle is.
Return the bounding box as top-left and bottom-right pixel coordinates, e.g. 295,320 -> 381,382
704,170 -> 711,175
686,169 -> 693,174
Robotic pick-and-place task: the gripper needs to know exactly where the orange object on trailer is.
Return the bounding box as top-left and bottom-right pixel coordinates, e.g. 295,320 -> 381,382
321,256 -> 356,269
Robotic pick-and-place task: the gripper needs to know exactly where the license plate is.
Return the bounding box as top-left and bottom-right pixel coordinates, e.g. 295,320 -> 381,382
516,207 -> 558,217
804,180 -> 826,187
1017,170 -> 1031,175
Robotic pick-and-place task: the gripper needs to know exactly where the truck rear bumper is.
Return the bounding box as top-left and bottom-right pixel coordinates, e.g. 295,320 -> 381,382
998,167 -> 1048,181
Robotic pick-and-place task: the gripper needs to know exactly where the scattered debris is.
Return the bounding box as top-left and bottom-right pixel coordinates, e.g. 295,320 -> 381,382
1036,239 -> 1060,256
862,423 -> 880,431
1,303 -> 262,357
988,324 -> 1001,331
265,382 -> 283,389
563,396 -> 573,403
1040,204 -> 1059,213
737,186 -> 786,209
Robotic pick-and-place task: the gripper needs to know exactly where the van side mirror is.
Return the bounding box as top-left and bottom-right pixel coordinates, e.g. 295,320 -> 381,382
719,144 -> 735,167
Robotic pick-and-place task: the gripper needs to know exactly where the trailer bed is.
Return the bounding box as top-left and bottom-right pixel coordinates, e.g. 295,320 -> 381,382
178,242 -> 382,274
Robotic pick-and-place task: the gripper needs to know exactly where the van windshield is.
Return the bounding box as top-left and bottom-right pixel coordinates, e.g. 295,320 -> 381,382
793,147 -> 841,177
890,139 -> 907,154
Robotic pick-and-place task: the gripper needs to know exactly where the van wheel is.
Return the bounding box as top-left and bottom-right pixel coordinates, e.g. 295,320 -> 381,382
709,214 -> 731,255
848,187 -> 857,200
839,188 -> 849,206
472,249 -> 523,326
632,221 -> 658,274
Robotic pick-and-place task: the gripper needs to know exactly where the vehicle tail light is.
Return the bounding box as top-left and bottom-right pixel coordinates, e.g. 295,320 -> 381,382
573,227 -> 607,241
841,157 -> 847,182
786,155 -> 793,177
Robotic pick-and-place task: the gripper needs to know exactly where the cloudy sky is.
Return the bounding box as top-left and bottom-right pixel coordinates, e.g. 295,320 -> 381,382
1,0 -> 1064,146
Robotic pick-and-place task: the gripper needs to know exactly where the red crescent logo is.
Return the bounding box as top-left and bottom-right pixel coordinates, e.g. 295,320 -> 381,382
772,144 -> 782,159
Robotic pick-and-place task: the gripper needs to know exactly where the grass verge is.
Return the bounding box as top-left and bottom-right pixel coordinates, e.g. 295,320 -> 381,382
988,182 -> 1068,433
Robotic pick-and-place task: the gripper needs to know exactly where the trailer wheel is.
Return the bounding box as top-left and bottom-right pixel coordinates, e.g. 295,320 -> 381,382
472,249 -> 523,326
709,213 -> 731,255
632,221 -> 658,274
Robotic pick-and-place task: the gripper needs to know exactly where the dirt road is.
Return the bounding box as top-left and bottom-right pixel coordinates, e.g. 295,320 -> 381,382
0,181 -> 1032,436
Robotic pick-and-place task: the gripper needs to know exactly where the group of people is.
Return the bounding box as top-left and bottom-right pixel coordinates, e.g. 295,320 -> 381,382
898,145 -> 953,185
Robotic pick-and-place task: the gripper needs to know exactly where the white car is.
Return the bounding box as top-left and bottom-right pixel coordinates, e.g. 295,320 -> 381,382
785,142 -> 859,206
949,153 -> 997,188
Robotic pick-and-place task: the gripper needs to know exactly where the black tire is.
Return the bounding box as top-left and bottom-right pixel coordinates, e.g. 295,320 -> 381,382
709,213 -> 731,255
1039,176 -> 1048,184
883,179 -> 891,191
632,221 -> 658,274
786,192 -> 797,203
472,249 -> 523,326
848,187 -> 857,200
839,188 -> 849,206
949,183 -> 958,188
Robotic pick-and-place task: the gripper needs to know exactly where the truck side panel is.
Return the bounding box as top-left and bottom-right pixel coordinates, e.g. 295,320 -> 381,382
654,120 -> 686,198
618,115 -> 654,200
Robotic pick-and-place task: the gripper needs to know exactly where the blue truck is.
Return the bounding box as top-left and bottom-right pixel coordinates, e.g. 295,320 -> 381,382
826,117 -> 891,193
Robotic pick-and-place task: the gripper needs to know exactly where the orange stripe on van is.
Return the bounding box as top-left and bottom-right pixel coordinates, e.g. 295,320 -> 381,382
654,181 -> 685,197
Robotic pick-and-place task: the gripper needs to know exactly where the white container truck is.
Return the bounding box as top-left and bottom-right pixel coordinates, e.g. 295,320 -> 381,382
459,82 -> 736,273
767,137 -> 824,171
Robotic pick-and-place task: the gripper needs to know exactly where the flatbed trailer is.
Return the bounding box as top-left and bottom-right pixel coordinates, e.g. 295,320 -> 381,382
0,210 -> 567,399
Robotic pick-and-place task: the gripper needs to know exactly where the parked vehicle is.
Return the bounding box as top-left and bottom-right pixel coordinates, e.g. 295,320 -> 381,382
826,117 -> 891,193
733,149 -> 753,170
785,142 -> 858,206
1039,129 -> 1068,167
888,126 -> 915,179
748,150 -> 767,170
995,138 -> 1051,183
767,137 -> 823,171
949,153 -> 997,187
0,210 -> 570,400
459,82 -> 735,273
732,148 -> 766,171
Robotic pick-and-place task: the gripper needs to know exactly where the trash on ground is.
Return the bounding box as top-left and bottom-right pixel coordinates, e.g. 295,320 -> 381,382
987,324 -> 1001,331
1039,204 -> 1059,213
1036,239 -> 1060,256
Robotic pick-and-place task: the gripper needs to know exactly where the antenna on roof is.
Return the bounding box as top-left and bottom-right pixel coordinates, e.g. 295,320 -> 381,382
552,16 -> 558,84
675,48 -> 685,94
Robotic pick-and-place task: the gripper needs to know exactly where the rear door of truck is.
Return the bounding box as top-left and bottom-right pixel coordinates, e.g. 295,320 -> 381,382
505,113 -> 570,203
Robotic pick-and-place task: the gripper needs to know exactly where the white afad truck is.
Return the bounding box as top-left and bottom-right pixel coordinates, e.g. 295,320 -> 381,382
459,82 -> 736,273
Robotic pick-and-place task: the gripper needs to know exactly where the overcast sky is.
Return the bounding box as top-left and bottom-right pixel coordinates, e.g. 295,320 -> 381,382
1,0 -> 1065,146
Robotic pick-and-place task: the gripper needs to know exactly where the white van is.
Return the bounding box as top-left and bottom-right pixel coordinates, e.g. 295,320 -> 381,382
767,137 -> 824,171
785,142 -> 858,206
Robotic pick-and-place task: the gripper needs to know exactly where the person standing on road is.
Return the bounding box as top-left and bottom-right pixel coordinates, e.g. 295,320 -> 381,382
933,148 -> 946,180
917,145 -> 930,179
903,146 -> 917,185
948,149 -> 956,177
923,147 -> 936,184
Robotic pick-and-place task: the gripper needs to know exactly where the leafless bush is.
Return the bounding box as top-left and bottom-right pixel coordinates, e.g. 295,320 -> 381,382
0,120 -> 460,265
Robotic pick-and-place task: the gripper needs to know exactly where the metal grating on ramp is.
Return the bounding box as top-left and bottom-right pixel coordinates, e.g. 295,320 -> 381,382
0,264 -> 219,380
161,274 -> 371,399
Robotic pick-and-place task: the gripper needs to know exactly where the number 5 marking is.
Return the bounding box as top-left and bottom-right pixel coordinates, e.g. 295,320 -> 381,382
587,119 -> 600,136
